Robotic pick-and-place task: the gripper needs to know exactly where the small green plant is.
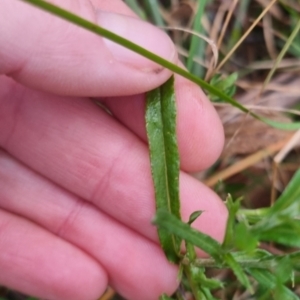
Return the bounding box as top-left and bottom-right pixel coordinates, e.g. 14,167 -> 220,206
208,73 -> 238,102
147,77 -> 300,299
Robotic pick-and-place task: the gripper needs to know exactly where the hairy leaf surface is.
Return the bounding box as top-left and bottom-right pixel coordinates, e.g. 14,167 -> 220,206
146,75 -> 181,263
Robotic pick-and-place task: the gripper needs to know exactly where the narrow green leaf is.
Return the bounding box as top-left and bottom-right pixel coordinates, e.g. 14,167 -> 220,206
227,0 -> 250,49
288,251 -> 300,270
124,0 -> 146,19
21,0 -> 300,131
208,73 -> 238,102
249,269 -> 299,300
262,17 -> 300,91
268,170 -> 300,214
199,288 -> 219,300
223,195 -> 241,248
183,264 -> 222,300
146,75 -> 181,263
233,222 -> 258,252
273,284 -> 300,300
252,170 -> 300,234
275,256 -> 293,284
188,265 -> 223,290
187,0 -> 208,76
232,249 -> 273,264
224,253 -> 254,294
188,211 -> 203,226
144,0 -> 165,27
153,210 -> 223,262
258,222 -> 300,248
185,242 -> 197,262
248,268 -> 276,289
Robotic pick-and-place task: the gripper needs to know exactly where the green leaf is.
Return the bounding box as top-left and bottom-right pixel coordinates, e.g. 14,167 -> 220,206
124,0 -> 146,19
189,266 -> 223,290
185,242 -> 197,262
250,268 -> 299,299
209,73 -> 238,102
268,170 -> 300,215
258,222 -> 300,248
232,249 -> 273,264
273,284 -> 300,300
197,289 -> 218,300
233,222 -> 258,252
144,0 -> 165,27
187,0 -> 208,76
224,253 -> 253,293
223,195 -> 241,248
146,75 -> 181,263
252,170 -> 300,235
183,264 -> 222,300
153,210 -> 223,262
288,251 -> 300,270
275,256 -> 293,284
248,268 -> 276,289
188,211 -> 203,226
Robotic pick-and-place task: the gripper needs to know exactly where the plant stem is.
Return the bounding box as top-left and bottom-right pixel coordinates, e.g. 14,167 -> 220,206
20,0 -> 300,130
188,257 -> 275,269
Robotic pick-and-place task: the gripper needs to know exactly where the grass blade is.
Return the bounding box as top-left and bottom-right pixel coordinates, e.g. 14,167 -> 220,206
144,0 -> 165,27
268,169 -> 300,214
186,0 -> 208,77
251,170 -> 300,234
224,253 -> 254,293
261,17 -> 300,92
124,0 -> 146,19
146,75 -> 181,263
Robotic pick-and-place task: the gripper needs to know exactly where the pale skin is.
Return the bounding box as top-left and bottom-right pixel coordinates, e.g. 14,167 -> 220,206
0,1 -> 228,300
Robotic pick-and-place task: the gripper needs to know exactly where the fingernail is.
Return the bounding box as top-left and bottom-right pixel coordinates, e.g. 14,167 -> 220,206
97,11 -> 177,72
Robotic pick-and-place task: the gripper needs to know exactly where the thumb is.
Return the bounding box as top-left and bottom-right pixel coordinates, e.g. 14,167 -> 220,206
0,0 -> 177,96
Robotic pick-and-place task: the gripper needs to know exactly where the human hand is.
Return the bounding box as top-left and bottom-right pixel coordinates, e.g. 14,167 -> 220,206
0,1 -> 228,300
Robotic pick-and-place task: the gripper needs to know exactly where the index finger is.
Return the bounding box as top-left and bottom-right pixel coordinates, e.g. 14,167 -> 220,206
100,72 -> 225,173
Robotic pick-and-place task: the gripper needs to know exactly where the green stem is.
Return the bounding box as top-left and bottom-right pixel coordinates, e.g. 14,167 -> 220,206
183,265 -> 204,300
237,207 -> 270,224
20,0 -> 300,130
188,250 -> 300,270
189,257 -> 276,269
19,0 -> 246,110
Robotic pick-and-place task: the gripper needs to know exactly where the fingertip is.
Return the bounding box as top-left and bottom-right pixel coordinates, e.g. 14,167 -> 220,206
0,210 -> 108,300
0,0 -> 178,97
181,173 -> 228,245
175,75 -> 224,172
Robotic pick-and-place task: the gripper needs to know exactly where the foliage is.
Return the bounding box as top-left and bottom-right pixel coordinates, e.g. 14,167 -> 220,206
149,78 -> 300,299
